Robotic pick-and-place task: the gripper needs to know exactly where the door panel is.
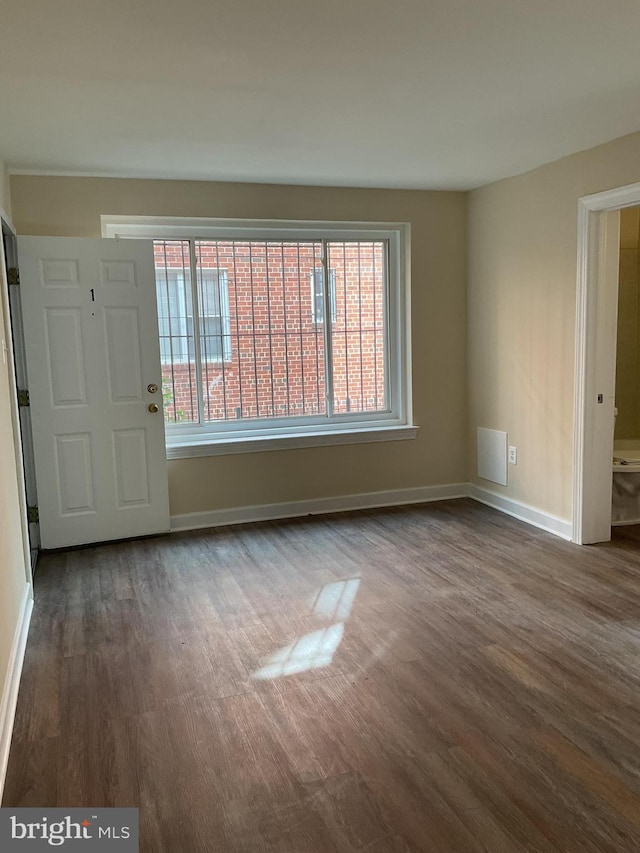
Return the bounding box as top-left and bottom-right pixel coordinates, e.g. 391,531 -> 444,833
18,237 -> 170,548
100,260 -> 137,288
113,429 -> 150,507
45,307 -> 88,405
41,258 -> 79,288
55,433 -> 95,514
104,307 -> 143,402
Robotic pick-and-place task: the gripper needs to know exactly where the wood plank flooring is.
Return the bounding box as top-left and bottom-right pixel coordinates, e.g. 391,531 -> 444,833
4,499 -> 640,851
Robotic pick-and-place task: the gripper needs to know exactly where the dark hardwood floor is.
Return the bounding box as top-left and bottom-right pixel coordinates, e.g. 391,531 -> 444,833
4,499 -> 640,851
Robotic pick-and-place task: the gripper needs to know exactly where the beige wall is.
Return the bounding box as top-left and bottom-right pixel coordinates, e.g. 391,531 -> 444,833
0,159 -> 29,751
615,207 -> 640,440
0,155 -> 11,220
10,176 -> 468,517
469,129 -> 640,523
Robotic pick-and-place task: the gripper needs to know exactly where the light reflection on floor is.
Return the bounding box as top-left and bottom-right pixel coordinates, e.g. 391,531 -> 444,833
310,576 -> 361,621
252,622 -> 345,679
251,577 -> 361,680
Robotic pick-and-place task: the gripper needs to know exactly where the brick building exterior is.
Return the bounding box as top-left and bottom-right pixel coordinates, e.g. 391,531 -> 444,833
154,239 -> 387,425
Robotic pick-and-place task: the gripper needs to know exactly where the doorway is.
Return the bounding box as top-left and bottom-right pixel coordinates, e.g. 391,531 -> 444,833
610,207 -> 640,529
573,181 -> 640,544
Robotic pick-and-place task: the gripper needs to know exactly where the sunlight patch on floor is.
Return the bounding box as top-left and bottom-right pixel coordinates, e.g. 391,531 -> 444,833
252,623 -> 345,679
252,577 -> 361,680
310,577 -> 360,621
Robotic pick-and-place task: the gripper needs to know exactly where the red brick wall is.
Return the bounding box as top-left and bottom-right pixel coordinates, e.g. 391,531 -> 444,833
155,240 -> 386,424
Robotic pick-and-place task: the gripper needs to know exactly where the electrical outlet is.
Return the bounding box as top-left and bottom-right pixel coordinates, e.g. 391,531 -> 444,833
508,445 -> 517,465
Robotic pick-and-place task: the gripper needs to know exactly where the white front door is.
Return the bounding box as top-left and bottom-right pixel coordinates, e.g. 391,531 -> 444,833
18,237 -> 170,549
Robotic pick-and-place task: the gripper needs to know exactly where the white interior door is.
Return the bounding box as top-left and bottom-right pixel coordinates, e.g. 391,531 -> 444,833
18,237 -> 170,549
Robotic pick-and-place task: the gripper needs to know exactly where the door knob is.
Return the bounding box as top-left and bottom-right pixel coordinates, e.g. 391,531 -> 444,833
148,403 -> 159,413
147,383 -> 158,393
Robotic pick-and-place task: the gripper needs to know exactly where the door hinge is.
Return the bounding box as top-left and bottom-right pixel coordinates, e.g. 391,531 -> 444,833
18,389 -> 30,407
27,505 -> 39,524
7,267 -> 20,287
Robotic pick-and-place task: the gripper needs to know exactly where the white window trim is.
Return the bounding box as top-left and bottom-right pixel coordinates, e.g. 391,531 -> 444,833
102,216 -> 415,457
166,423 -> 417,459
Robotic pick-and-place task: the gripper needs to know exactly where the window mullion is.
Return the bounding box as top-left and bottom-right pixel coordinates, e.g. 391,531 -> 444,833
321,239 -> 334,418
382,240 -> 392,414
188,240 -> 206,425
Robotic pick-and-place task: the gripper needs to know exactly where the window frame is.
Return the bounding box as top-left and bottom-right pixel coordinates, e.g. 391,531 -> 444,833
156,264 -> 231,366
193,267 -> 231,363
102,216 -> 416,457
156,268 -> 191,365
311,267 -> 337,324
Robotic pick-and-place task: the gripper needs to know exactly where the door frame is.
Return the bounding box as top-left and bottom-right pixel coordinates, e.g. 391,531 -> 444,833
3,222 -> 40,566
573,181 -> 640,544
0,207 -> 33,586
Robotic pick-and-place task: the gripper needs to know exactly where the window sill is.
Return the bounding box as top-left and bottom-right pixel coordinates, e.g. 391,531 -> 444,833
166,424 -> 418,459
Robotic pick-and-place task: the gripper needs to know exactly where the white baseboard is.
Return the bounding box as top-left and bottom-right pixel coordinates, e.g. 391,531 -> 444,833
171,482 -> 574,541
0,583 -> 33,801
171,483 -> 469,532
468,483 -> 573,541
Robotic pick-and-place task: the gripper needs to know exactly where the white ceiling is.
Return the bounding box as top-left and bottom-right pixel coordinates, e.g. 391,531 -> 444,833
2,0 -> 640,190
